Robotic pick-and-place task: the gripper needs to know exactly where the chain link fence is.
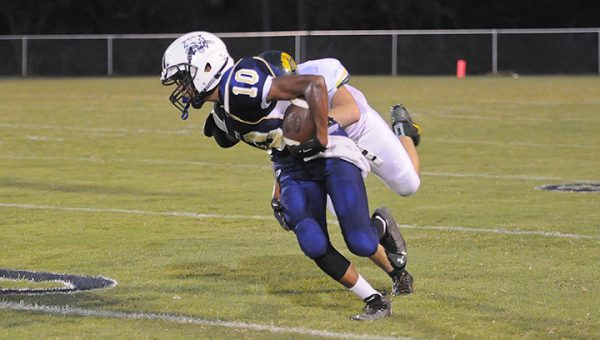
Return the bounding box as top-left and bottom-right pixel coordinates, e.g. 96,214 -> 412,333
1,29 -> 599,77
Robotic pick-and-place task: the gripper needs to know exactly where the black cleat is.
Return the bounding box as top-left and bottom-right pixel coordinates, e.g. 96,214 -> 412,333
392,269 -> 414,296
390,104 -> 421,146
373,207 -> 408,270
351,293 -> 392,321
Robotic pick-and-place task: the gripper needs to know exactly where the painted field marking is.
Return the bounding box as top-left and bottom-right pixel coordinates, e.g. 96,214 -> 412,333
1,154 -> 596,182
24,136 -> 66,142
0,122 -> 195,136
0,154 -> 269,170
425,110 -> 600,123
0,301 -> 407,340
0,269 -> 117,295
419,171 -> 596,183
0,202 -> 594,240
431,138 -> 599,150
1,121 -> 598,149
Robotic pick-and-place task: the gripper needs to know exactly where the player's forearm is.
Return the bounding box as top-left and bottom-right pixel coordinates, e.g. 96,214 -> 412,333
303,77 -> 329,146
329,86 -> 360,128
329,104 -> 359,128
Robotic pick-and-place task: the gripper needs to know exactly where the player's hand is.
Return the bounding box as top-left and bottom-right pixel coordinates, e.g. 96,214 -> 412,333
203,113 -> 239,148
271,198 -> 291,231
203,113 -> 216,137
287,137 -> 326,161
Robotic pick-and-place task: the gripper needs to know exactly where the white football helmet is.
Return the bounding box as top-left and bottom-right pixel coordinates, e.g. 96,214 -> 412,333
160,31 -> 234,119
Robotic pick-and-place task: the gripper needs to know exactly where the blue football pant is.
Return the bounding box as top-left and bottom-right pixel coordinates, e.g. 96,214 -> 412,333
279,158 -> 379,259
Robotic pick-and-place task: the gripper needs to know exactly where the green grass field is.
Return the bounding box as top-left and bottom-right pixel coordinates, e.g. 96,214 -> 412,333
1,76 -> 599,339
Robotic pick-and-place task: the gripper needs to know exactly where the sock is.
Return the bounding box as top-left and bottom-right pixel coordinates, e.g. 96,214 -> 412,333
349,274 -> 379,300
372,215 -> 387,239
388,267 -> 405,279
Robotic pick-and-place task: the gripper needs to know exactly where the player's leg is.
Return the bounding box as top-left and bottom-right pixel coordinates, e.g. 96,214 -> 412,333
341,87 -> 417,295
324,158 -> 414,295
280,173 -> 390,320
371,207 -> 414,295
391,103 -> 421,173
324,158 -> 379,256
279,176 -> 328,258
321,159 -> 394,320
357,106 -> 420,197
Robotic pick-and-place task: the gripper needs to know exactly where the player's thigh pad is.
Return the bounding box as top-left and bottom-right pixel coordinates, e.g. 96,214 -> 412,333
280,177 -> 328,258
325,159 -> 379,257
359,111 -> 420,196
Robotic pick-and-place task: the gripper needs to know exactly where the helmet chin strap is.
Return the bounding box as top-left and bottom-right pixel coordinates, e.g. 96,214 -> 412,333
181,109 -> 189,120
177,58 -> 230,120
180,100 -> 191,120
191,96 -> 205,109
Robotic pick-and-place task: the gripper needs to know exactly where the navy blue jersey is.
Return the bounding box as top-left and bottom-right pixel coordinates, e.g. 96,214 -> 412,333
219,57 -> 278,124
212,57 -> 379,259
216,57 -> 348,161
218,57 -> 288,152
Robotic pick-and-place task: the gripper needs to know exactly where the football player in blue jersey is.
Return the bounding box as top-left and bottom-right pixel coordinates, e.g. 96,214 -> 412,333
207,50 -> 415,298
161,31 -> 406,320
257,50 -> 417,293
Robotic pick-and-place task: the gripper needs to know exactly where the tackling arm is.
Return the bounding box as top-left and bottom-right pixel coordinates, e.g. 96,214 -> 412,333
329,85 -> 360,128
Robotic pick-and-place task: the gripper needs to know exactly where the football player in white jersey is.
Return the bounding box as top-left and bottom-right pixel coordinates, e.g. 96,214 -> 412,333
261,51 -> 422,198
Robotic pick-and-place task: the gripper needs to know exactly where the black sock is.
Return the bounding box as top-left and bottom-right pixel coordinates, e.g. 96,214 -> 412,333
388,267 -> 405,280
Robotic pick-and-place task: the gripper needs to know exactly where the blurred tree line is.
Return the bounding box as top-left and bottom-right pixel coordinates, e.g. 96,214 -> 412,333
1,0 -> 599,35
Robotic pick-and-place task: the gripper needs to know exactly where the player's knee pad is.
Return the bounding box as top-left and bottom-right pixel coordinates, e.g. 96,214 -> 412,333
345,231 -> 378,257
313,245 -> 351,280
294,218 -> 328,258
389,173 -> 420,197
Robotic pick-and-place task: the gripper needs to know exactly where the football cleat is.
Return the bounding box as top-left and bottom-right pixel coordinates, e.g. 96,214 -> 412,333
391,269 -> 414,296
390,104 -> 421,146
373,207 -> 408,270
350,293 -> 392,321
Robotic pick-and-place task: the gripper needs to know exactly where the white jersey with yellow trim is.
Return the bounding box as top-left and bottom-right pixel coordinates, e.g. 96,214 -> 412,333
299,58 -> 420,197
297,58 -> 349,106
297,58 -> 366,140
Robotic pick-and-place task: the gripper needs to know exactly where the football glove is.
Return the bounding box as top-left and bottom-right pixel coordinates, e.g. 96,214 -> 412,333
287,137 -> 326,161
271,198 -> 291,231
203,113 -> 239,148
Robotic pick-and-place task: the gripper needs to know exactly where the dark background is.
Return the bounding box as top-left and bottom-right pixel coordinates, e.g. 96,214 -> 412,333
1,0 -> 599,35
1,0 -> 599,76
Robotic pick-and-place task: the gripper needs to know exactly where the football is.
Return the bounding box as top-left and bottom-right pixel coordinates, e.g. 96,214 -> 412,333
282,99 -> 315,145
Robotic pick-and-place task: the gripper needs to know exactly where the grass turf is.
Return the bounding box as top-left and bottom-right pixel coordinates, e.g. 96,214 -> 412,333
0,76 -> 599,339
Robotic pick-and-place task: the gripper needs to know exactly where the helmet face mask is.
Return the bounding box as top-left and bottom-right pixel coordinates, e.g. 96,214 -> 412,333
161,63 -> 199,119
161,31 -> 233,119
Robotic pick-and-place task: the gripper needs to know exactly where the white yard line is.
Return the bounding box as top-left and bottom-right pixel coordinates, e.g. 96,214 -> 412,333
399,224 -> 593,239
0,123 -> 195,136
0,301 -> 407,340
0,202 -> 594,240
420,171 -> 596,182
432,138 -> 599,150
1,154 -> 596,182
0,154 -> 270,170
1,121 -> 598,149
425,111 -> 600,123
